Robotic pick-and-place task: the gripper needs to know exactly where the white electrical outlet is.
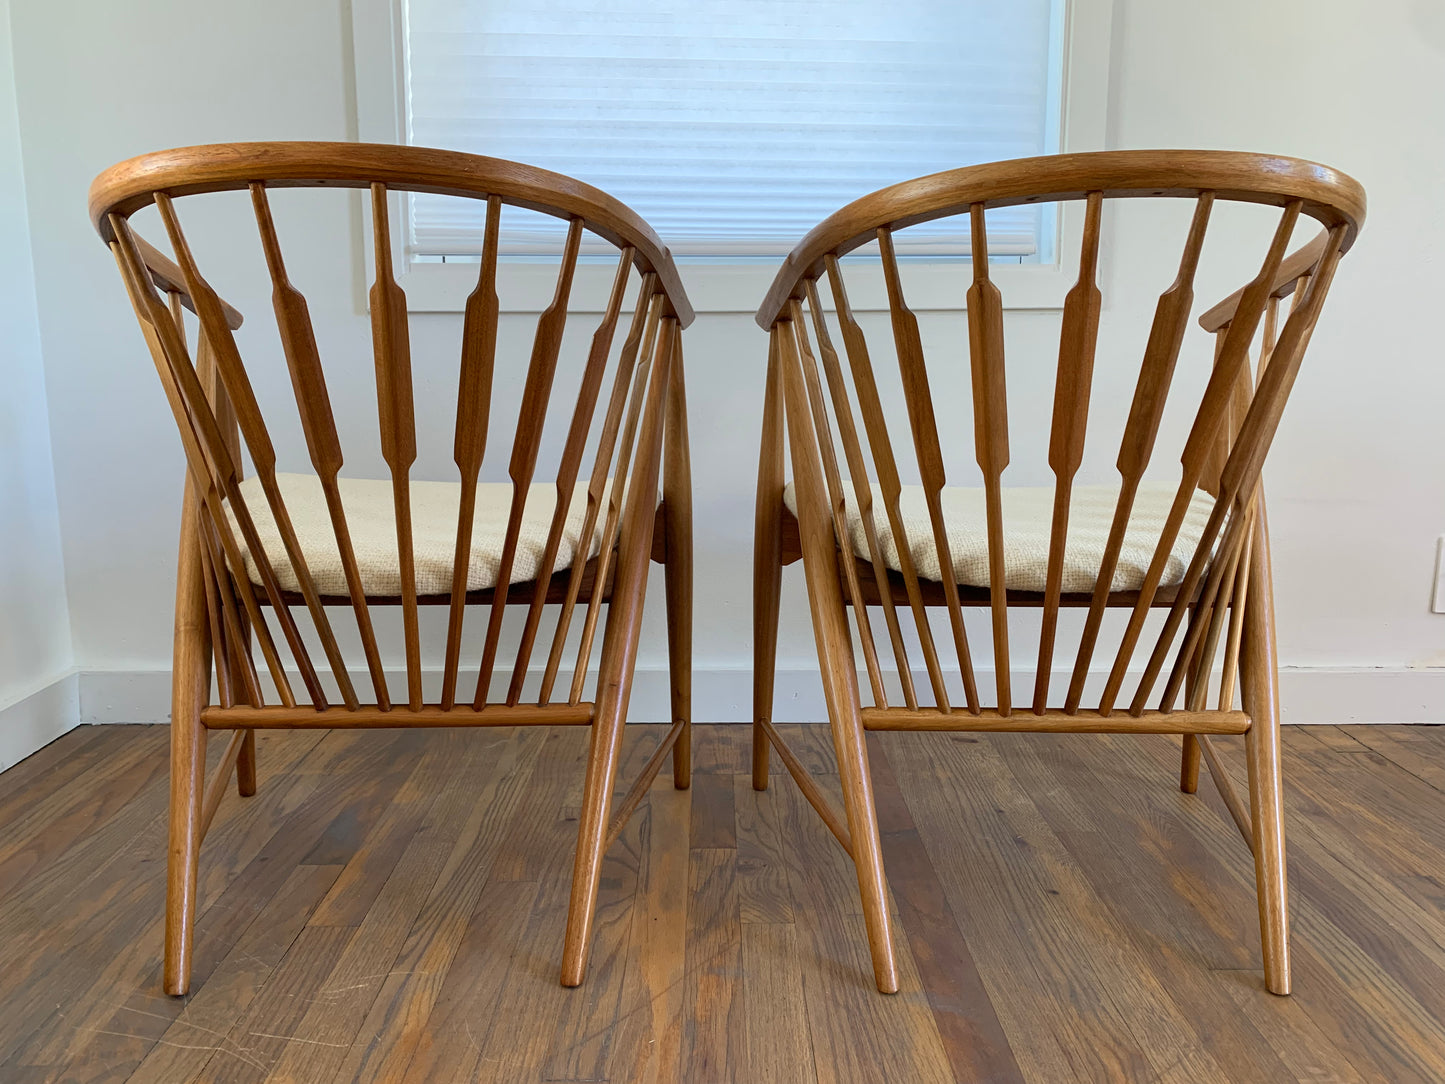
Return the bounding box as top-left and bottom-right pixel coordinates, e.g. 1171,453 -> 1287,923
1434,537 -> 1445,614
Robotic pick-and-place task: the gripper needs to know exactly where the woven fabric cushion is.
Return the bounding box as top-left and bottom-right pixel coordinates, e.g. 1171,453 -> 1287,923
227,472 -> 628,597
782,481 -> 1215,594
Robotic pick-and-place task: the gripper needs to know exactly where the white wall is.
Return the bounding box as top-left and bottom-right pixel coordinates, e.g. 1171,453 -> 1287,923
6,0 -> 1443,726
0,0 -> 75,765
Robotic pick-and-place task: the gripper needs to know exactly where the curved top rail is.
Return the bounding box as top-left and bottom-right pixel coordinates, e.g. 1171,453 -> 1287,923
89,141 -> 694,327
755,149 -> 1365,329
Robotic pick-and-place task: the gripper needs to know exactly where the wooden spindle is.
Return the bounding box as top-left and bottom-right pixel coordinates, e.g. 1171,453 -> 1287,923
442,195 -> 503,709
474,217 -> 585,708
1034,192 -> 1103,712
1129,225 -> 1344,714
879,229 -> 979,713
1098,200 -> 1302,715
790,299 -> 887,707
155,195 -> 343,709
568,293 -> 664,704
507,246 -> 635,704
828,255 -> 949,711
110,219 -> 300,709
540,278 -> 658,704
1065,194 -> 1213,712
369,184 -> 422,709
804,277 -> 916,710
251,184 -> 387,708
966,204 -> 1012,714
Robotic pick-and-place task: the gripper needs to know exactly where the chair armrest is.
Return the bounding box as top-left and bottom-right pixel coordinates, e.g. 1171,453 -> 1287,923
1197,231 -> 1328,333
134,233 -> 245,330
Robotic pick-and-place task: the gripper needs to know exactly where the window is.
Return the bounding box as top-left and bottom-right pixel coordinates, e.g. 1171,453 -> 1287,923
352,0 -> 1112,310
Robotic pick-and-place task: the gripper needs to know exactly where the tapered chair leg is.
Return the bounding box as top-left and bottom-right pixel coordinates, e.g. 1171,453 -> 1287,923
776,320 -> 898,993
236,730 -> 257,796
664,347 -> 693,790
1241,509 -> 1290,995
561,314 -> 676,988
753,336 -> 786,791
164,490 -> 211,997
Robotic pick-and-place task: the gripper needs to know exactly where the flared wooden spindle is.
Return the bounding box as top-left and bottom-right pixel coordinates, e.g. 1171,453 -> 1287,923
158,195 -> 350,709
442,195 -> 503,710
567,292 -> 664,704
157,196 -> 349,709
368,185 -> 423,709
1098,199 -> 1302,715
790,299 -> 887,707
803,278 -> 916,709
539,277 -> 658,704
474,217 -> 585,707
1129,224 -> 1345,715
1033,192 -> 1103,712
879,229 -> 978,713
828,256 -> 949,711
1065,193 -> 1214,712
507,246 -> 635,704
111,217 -> 301,709
966,204 -> 1012,714
251,184 -> 387,708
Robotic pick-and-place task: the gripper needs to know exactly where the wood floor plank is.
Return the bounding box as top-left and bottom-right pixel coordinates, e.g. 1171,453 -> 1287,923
733,774 -> 794,925
770,757 -> 955,1084
603,781 -> 691,1084
883,730 -> 1233,1084
742,922 -> 816,1084
678,846 -> 745,1082
868,736 -> 1026,1084
327,728 -> 546,1084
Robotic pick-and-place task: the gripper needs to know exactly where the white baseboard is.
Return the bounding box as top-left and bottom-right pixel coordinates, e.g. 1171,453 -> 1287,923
0,671 -> 81,771
75,664 -> 1445,726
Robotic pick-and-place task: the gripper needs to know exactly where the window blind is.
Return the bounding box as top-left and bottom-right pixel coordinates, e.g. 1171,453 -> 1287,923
404,0 -> 1060,258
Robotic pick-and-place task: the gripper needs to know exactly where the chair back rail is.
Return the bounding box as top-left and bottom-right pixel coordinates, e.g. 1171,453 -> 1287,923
93,142 -> 693,717
758,149 -> 1362,719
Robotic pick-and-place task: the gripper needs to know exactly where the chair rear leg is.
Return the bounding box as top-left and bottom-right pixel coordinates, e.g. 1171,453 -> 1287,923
1241,511 -> 1290,995
753,340 -> 786,791
165,495 -> 211,997
236,730 -> 257,796
664,357 -> 693,790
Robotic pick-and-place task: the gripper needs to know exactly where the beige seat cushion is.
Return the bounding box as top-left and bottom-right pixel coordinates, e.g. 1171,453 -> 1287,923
227,473 -> 629,597
782,481 -> 1215,594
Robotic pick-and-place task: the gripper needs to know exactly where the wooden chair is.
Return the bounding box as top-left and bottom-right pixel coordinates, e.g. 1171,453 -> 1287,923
88,142 -> 695,995
751,150 -> 1364,995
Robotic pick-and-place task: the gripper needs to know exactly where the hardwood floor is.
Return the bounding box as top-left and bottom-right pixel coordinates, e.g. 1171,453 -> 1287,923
1,722 -> 1443,1082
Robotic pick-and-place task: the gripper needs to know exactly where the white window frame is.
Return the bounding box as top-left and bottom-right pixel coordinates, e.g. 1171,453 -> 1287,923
350,0 -> 1113,314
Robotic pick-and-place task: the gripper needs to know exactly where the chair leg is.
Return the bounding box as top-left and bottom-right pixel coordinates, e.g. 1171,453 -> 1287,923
664,349 -> 693,790
1241,508 -> 1290,995
164,491 -> 211,997
827,693 -> 899,994
561,314 -> 676,988
236,730 -> 257,796
561,689 -> 631,987
1180,736 -> 1202,793
1180,604 -> 1203,792
753,335 -> 786,791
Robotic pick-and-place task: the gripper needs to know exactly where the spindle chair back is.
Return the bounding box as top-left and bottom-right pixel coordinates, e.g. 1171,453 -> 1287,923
90,142 -> 695,995
751,149 -> 1364,994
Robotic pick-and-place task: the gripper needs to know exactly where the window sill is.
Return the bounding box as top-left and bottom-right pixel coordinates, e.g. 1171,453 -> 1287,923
397,258 -> 1072,316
